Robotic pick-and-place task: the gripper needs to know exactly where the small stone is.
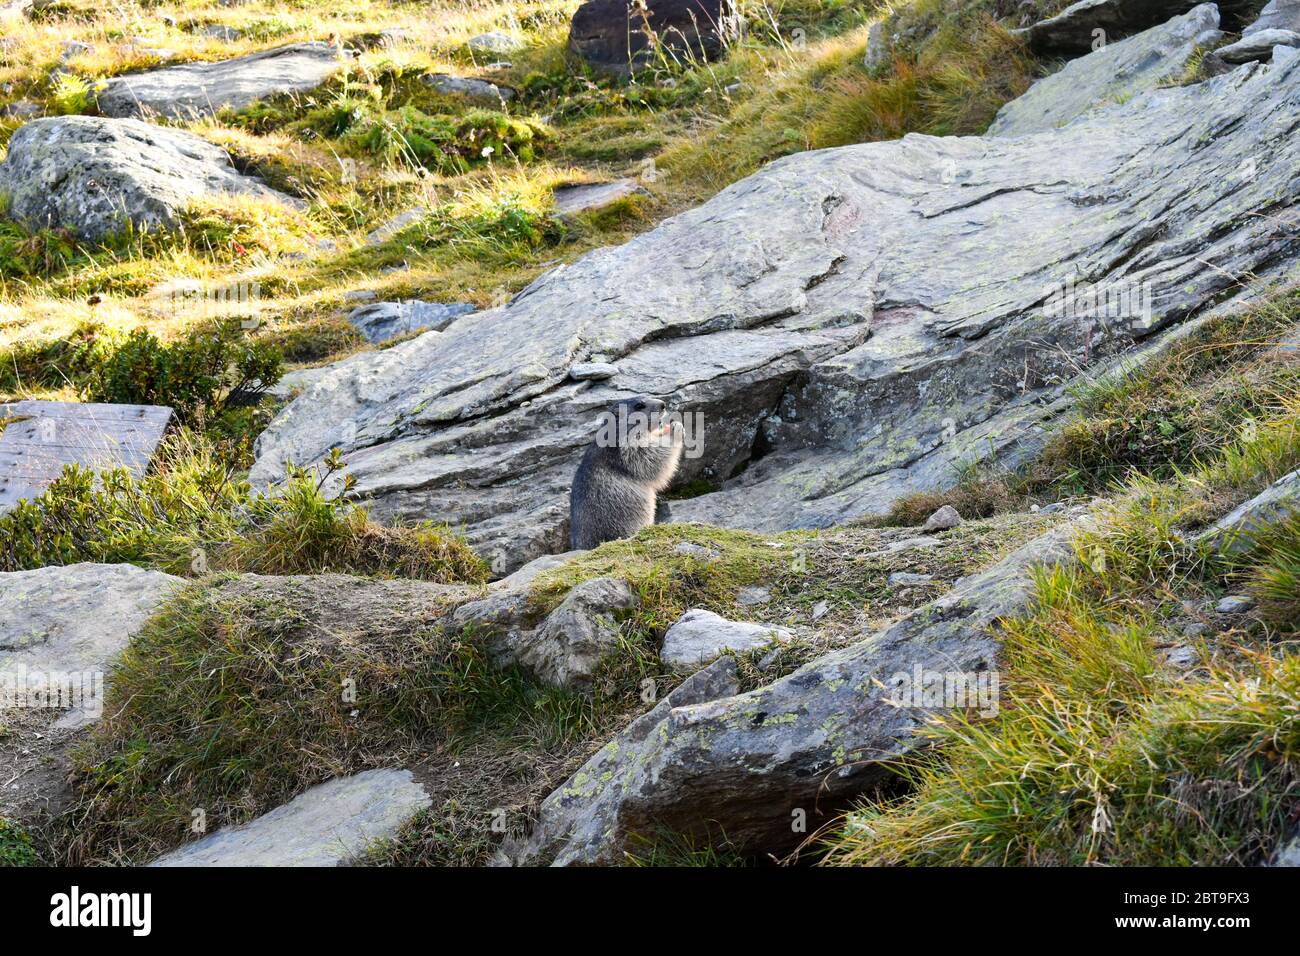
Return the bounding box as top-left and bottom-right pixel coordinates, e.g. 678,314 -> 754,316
569,361 -> 619,381
888,572 -> 934,587
810,599 -> 829,620
1182,621 -> 1212,638
423,73 -> 515,102
1161,644 -> 1200,669
922,505 -> 963,532
736,586 -> 771,606
672,541 -> 715,559
661,609 -> 792,670
1040,502 -> 1065,514
365,207 -> 430,245
1215,595 -> 1256,614
60,41 -> 91,62
343,289 -> 377,303
467,31 -> 522,54
200,24 -> 242,42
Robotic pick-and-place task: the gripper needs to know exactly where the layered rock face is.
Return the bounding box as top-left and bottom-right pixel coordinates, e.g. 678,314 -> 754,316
253,47 -> 1300,575
0,117 -> 296,241
989,4 -> 1223,136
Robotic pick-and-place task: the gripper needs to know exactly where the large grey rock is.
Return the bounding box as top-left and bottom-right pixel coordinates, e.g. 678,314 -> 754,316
1196,469 -> 1300,554
253,56 -> 1300,574
991,5 -> 1222,136
97,42 -> 347,120
0,563 -> 182,724
505,520 -> 1085,864
347,300 -> 478,344
1216,28 -> 1300,62
0,117 -> 296,242
660,608 -> 792,670
1245,0 -> 1300,34
149,769 -> 431,866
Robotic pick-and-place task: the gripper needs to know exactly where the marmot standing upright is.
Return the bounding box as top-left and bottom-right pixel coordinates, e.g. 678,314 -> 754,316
569,396 -> 684,550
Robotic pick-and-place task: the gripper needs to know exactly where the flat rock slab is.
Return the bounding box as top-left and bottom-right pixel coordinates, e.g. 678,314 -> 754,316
347,300 -> 477,344
0,562 -> 183,722
252,53 -> 1300,575
0,117 -> 296,242
0,400 -> 172,511
149,769 -> 432,866
991,5 -> 1221,136
97,42 -> 348,120
552,179 -> 646,216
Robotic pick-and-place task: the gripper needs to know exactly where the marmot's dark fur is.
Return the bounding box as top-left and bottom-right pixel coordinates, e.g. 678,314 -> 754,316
569,397 -> 684,550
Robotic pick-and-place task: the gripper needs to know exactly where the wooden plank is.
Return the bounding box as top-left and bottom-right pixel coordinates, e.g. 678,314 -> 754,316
0,400 -> 173,511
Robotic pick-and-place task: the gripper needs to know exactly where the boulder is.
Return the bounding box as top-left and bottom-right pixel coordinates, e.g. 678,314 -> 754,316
347,300 -> 478,344
568,0 -> 739,75
660,608 -> 792,670
149,769 -> 431,866
1017,0 -> 1251,54
1245,0 -> 1300,34
97,42 -> 348,120
990,4 -> 1222,136
253,54 -> 1300,575
511,577 -> 638,688
1215,28 -> 1300,62
0,116 -> 296,242
504,520 -> 1085,864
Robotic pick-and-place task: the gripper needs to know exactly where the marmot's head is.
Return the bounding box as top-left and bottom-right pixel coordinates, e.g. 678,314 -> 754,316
592,396 -> 678,450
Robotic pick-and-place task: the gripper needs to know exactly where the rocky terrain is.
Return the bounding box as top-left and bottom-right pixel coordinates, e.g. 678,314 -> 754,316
2,0 -> 1300,868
